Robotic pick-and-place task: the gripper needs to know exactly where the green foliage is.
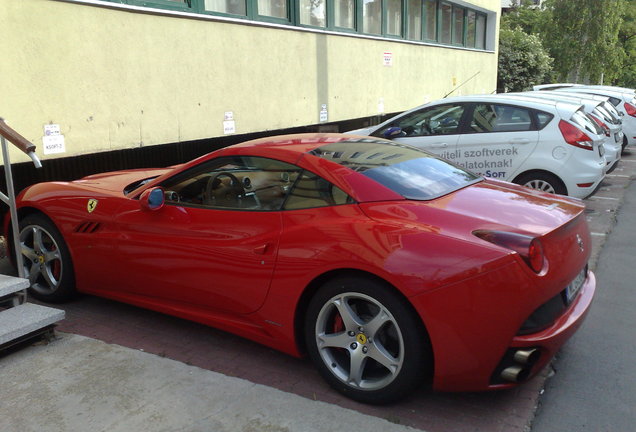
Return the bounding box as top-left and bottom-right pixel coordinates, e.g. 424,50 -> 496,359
499,0 -> 631,85
497,27 -> 553,92
544,0 -> 625,83
615,1 -> 636,86
501,0 -> 551,34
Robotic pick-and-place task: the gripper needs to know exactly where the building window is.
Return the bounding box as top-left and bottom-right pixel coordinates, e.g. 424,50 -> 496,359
386,0 -> 403,37
475,13 -> 486,49
439,2 -> 452,44
204,0 -> 246,15
465,10 -> 476,47
104,0 -> 489,49
334,0 -> 355,29
407,0 -> 422,40
300,0 -> 326,26
362,0 -> 382,35
452,6 -> 464,45
424,0 -> 437,40
257,0 -> 288,19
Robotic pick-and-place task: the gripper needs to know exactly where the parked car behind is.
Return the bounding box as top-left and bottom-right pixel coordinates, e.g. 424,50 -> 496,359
501,91 -> 622,171
535,85 -> 636,151
346,95 -> 607,198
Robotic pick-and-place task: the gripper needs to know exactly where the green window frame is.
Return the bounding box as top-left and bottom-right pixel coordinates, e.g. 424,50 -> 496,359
103,0 -> 488,48
128,0 -> 194,12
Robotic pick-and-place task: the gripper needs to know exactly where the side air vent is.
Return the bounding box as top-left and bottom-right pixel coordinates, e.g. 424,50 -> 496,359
74,221 -> 102,233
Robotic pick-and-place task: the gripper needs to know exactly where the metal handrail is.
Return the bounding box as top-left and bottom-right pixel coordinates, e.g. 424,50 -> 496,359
0,118 -> 42,303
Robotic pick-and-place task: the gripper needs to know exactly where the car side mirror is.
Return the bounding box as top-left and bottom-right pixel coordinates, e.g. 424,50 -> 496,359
383,127 -> 403,138
140,187 -> 165,211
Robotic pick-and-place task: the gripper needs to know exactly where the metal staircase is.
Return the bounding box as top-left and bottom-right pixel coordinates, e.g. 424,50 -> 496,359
0,118 -> 64,350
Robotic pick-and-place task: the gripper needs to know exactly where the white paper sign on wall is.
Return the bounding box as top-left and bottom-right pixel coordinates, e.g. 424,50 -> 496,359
42,124 -> 65,154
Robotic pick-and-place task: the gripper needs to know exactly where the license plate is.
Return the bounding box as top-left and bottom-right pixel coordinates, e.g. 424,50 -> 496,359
565,268 -> 586,303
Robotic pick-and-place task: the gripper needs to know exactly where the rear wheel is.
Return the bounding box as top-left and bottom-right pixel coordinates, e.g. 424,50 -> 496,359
304,276 -> 430,404
18,214 -> 76,302
514,172 -> 567,195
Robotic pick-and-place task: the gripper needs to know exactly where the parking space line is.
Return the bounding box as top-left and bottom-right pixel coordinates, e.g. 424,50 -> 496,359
591,232 -> 606,237
606,174 -> 631,178
588,196 -> 619,201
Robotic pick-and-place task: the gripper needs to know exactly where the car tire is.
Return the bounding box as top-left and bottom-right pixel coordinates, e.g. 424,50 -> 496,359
514,172 -> 567,195
304,276 -> 430,404
623,135 -> 629,153
18,213 -> 76,302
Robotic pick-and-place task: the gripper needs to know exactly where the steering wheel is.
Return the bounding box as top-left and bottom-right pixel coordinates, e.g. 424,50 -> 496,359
205,172 -> 245,207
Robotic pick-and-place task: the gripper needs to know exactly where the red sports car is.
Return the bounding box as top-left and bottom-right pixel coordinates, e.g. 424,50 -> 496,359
7,133 -> 595,404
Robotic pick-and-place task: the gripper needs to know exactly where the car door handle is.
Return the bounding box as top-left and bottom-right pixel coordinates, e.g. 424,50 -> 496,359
253,243 -> 270,255
510,138 -> 530,144
430,142 -> 448,148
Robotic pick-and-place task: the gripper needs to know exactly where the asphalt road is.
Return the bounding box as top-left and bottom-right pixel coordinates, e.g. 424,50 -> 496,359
530,176 -> 636,431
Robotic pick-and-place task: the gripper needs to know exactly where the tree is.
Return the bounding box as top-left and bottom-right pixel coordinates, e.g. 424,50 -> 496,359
543,0 -> 626,83
497,27 -> 553,92
501,0 -> 551,35
616,1 -> 636,86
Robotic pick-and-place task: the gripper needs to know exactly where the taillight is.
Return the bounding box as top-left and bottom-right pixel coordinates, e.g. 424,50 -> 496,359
473,230 -> 545,273
624,102 -> 636,117
590,115 -> 610,137
558,120 -> 594,150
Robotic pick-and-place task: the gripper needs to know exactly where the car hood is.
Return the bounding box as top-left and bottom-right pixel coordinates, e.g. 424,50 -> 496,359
73,167 -> 174,193
361,179 -> 585,239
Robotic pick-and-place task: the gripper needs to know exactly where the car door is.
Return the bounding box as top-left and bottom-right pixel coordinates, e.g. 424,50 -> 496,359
372,103 -> 467,159
455,103 -> 540,181
110,156 -> 301,315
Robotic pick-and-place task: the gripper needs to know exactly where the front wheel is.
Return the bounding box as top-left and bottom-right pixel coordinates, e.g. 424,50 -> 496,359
304,277 -> 430,404
514,172 -> 567,196
18,213 -> 76,302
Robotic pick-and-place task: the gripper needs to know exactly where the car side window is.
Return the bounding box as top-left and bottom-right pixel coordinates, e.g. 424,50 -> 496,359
283,171 -> 352,210
161,156 -> 301,211
469,104 -> 532,133
375,104 -> 465,137
536,111 -> 554,130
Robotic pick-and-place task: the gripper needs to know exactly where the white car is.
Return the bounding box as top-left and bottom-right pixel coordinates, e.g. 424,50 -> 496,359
346,95 -> 606,198
501,91 -> 622,171
535,85 -> 636,151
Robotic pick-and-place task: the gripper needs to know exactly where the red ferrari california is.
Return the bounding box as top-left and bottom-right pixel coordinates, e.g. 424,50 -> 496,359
7,133 -> 595,404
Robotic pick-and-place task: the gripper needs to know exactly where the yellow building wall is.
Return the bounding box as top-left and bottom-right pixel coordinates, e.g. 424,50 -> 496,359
0,0 -> 499,164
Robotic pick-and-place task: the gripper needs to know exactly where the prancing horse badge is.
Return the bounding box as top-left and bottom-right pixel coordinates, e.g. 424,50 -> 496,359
87,199 -> 98,213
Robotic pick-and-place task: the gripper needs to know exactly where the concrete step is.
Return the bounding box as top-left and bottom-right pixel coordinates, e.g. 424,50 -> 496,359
0,303 -> 65,346
0,274 -> 29,297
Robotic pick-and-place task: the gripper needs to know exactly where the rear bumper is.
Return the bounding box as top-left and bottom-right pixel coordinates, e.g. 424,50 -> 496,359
487,269 -> 596,390
421,267 -> 596,392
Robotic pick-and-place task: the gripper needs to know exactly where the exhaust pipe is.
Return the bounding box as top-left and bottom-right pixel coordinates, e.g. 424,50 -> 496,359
501,366 -> 530,383
513,348 -> 540,366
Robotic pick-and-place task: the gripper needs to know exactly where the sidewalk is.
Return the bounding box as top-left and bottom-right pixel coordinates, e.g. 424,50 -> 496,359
0,333 -> 416,432
0,150 -> 634,432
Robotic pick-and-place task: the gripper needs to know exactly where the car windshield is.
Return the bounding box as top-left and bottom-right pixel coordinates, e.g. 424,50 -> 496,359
124,176 -> 159,195
309,139 -> 481,200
